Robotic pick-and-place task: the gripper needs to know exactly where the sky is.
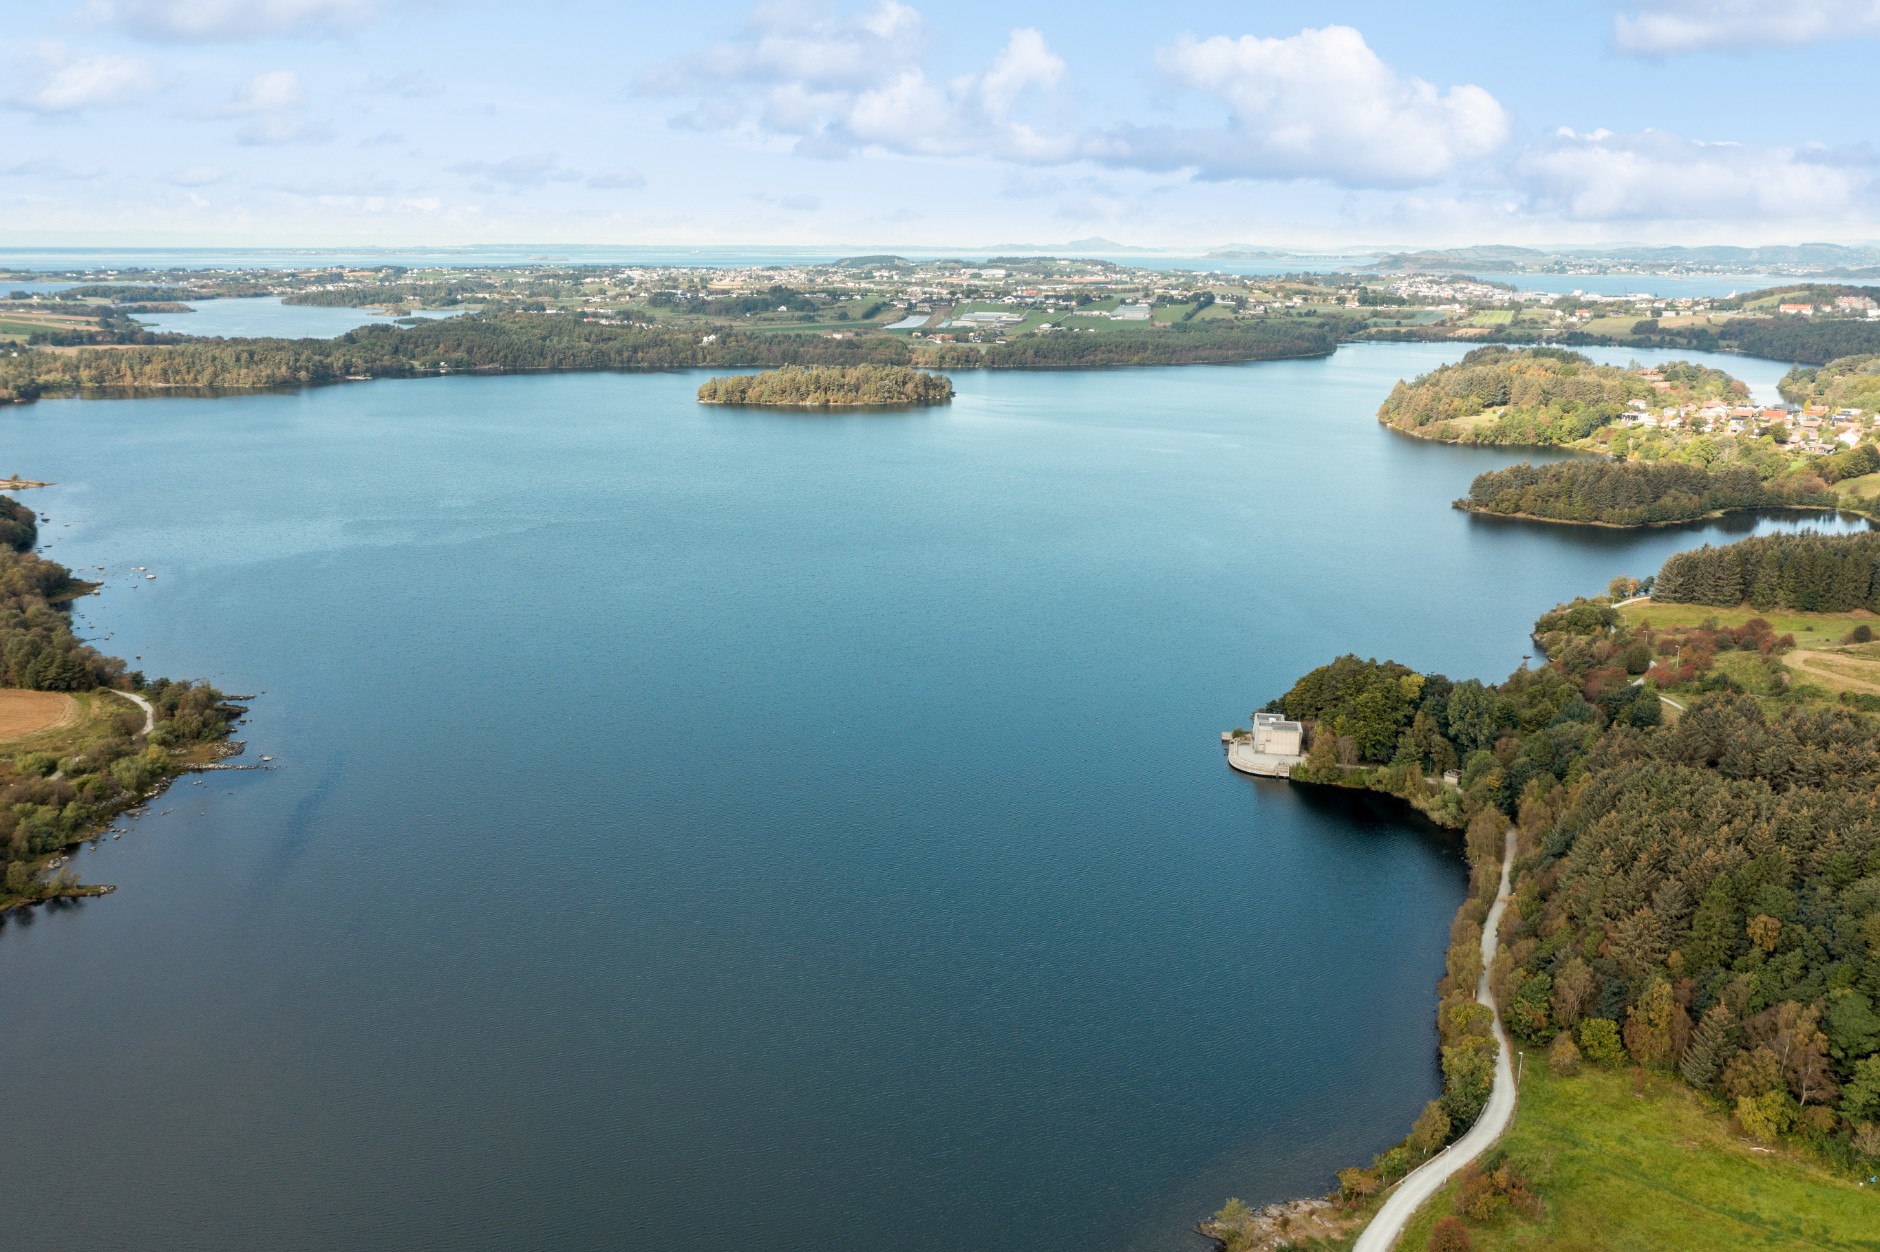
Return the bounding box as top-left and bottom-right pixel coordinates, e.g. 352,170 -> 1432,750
3,0 -> 1879,250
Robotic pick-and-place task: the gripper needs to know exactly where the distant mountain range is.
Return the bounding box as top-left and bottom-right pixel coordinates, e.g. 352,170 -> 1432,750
1368,243 -> 1880,275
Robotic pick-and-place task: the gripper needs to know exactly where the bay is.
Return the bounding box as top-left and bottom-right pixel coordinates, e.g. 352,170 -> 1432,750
0,344 -> 1861,1252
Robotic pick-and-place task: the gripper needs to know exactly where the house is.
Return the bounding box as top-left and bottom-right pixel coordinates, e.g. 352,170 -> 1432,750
1778,303 -> 1815,316
1252,712 -> 1304,757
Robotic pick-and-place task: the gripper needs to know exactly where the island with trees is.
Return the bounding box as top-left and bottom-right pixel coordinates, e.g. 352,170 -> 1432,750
697,364 -> 954,408
0,494 -> 239,914
1206,529 -> 1880,1251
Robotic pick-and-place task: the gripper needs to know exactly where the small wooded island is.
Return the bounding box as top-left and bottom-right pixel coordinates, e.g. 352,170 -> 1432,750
696,364 -> 953,408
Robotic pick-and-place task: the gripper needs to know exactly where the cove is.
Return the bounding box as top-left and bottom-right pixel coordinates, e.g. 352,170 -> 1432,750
0,343 -> 1862,1252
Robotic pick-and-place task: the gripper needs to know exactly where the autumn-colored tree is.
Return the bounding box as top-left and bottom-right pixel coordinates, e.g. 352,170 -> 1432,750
1549,958 -> 1596,1028
1746,1001 -> 1837,1108
1548,1032 -> 1582,1076
1579,1018 -> 1625,1067
1429,1216 -> 1473,1252
1405,1100 -> 1452,1161
1746,913 -> 1783,953
1623,978 -> 1688,1069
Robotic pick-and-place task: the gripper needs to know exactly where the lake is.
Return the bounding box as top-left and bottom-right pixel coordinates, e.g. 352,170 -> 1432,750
132,296 -> 468,339
0,345 -> 1862,1252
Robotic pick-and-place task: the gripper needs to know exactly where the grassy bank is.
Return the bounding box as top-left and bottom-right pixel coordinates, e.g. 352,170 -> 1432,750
1395,1067 -> 1876,1250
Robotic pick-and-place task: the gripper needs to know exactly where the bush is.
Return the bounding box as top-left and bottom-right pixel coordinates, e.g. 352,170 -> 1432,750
15,751 -> 58,777
1548,1032 -> 1582,1076
1579,1018 -> 1626,1066
1429,1216 -> 1473,1252
1736,1090 -> 1795,1143
1847,623 -> 1875,644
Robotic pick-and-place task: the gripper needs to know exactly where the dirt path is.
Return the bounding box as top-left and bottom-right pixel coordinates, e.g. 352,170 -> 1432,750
1352,828 -> 1518,1252
106,688 -> 155,736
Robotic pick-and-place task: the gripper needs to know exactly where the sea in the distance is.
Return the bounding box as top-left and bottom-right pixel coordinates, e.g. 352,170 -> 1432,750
0,344 -> 1861,1252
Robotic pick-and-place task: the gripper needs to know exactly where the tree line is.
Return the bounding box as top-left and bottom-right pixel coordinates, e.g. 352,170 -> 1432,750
1653,531 -> 1880,612
1459,460 -> 1834,526
696,364 -> 953,407
0,311 -> 1341,405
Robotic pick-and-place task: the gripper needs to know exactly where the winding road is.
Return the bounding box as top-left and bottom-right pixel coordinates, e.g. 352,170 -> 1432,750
107,687 -> 156,736
1352,828 -> 1518,1252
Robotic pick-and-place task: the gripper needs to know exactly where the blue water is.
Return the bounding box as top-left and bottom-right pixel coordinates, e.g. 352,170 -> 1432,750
0,345 -> 1863,1252
133,296 -> 468,340
1474,272 -> 1785,299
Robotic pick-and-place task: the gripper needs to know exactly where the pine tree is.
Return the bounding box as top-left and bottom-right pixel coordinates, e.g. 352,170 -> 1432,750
1680,1002 -> 1737,1089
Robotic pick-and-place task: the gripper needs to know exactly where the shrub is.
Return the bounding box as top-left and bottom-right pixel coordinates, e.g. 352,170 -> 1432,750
1429,1216 -> 1473,1252
1736,1090 -> 1795,1143
1847,623 -> 1874,644
1579,1018 -> 1626,1066
1548,1032 -> 1582,1076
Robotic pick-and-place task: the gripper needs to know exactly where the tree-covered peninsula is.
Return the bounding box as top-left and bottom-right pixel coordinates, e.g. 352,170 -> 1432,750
1458,460 -> 1834,527
1378,347 -> 1746,447
697,364 -> 953,407
1226,529 -> 1880,1249
0,311 -> 1338,406
0,495 -> 238,913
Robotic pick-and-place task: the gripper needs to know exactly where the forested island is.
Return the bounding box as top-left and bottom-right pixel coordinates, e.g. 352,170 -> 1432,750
697,364 -> 953,407
0,495 -> 238,913
1210,528 -> 1880,1251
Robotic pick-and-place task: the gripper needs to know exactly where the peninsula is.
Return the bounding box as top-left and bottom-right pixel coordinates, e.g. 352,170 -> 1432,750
0,494 -> 240,913
1210,532 -> 1880,1250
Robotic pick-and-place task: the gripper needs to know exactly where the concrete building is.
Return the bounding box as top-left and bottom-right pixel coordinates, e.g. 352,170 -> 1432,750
1252,711 -> 1304,756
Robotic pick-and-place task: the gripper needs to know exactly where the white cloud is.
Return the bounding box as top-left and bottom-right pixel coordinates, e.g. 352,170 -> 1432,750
1088,27 -> 1510,187
216,69 -> 323,143
11,44 -> 163,113
450,153 -> 583,190
166,163 -> 223,186
1613,1 -> 1880,54
641,3 -> 1070,162
88,0 -> 393,40
1516,128 -> 1872,221
638,0 -> 924,94
587,168 -> 647,190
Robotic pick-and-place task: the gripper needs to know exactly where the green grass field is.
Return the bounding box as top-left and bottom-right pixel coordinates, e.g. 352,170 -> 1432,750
1467,310 -> 1516,326
1836,472 -> 1880,504
1395,1067 -> 1878,1251
1620,598 -> 1875,643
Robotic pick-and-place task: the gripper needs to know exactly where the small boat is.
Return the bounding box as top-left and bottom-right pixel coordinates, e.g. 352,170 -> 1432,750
145,574 -> 156,580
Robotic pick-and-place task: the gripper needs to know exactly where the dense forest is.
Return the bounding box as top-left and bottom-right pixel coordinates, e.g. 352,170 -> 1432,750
0,312 -> 1339,405
1781,353 -> 1880,412
0,496 -> 237,911
1377,347 -> 1745,446
1653,531 -> 1880,612
1459,460 -> 1834,526
1661,317 -> 1880,366
1260,531 -> 1880,1206
697,364 -> 953,407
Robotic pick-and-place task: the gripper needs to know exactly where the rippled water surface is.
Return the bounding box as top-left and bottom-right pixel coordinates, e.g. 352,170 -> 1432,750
0,344 -> 1856,1252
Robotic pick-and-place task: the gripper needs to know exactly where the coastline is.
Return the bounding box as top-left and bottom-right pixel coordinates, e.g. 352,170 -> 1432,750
1452,499 -> 1876,529
0,498 -> 243,917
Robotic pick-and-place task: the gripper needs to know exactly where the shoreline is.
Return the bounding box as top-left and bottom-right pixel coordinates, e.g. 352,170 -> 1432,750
1452,499 -> 1876,529
0,496 -> 244,917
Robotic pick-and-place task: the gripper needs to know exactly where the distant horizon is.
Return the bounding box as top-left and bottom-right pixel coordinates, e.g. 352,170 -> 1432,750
6,2 -> 1880,249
